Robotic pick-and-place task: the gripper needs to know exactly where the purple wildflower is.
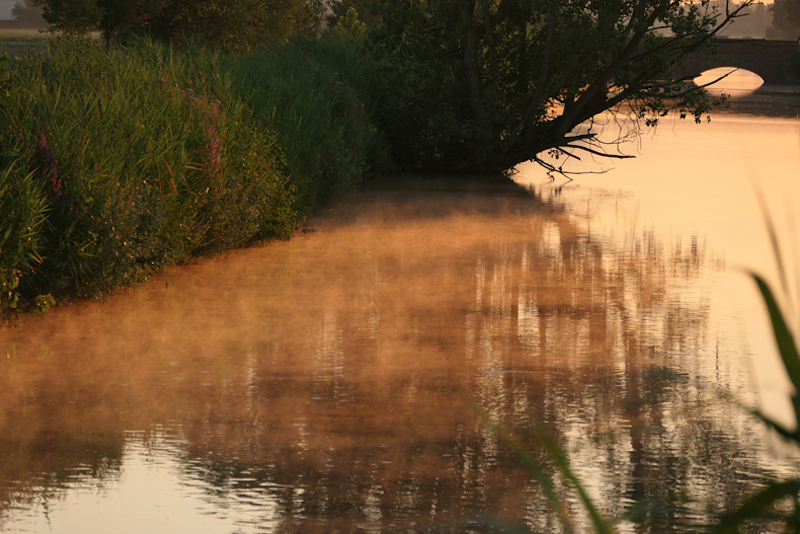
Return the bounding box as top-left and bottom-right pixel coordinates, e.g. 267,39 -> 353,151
34,132 -> 62,200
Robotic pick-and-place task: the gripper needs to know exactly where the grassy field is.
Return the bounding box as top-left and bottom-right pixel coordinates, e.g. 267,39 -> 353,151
0,28 -> 49,55
0,29 -> 102,56
0,28 -> 48,38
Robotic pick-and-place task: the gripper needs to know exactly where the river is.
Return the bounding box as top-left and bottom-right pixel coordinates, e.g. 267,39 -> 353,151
1,69 -> 800,534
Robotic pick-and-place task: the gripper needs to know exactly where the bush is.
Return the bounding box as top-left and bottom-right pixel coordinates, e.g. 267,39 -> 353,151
231,30 -> 392,213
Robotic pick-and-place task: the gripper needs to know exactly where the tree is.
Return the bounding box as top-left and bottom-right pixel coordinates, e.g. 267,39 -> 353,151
32,0 -> 100,36
96,0 -> 153,49
359,0 -> 752,174
10,1 -> 47,29
326,0 -> 385,28
768,0 -> 800,39
140,0 -> 318,49
31,0 -> 326,49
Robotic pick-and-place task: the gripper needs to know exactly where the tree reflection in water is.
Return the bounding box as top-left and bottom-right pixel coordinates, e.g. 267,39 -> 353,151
0,174 -> 774,533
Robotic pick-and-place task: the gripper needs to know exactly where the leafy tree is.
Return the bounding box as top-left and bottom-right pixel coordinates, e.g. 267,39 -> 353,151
144,0 -> 326,49
326,0 -> 385,28
97,0 -> 153,48
768,0 -> 800,39
32,0 -> 156,47
32,0 -> 100,36
358,0 -> 752,173
10,1 -> 47,29
31,0 -> 325,49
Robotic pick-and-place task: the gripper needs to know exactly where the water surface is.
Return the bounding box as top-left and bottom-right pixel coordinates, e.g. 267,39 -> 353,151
2,71 -> 800,533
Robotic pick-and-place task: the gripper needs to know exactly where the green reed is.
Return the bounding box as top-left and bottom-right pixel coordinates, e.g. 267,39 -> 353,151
0,33 -> 385,310
0,38 -> 294,300
712,194 -> 800,533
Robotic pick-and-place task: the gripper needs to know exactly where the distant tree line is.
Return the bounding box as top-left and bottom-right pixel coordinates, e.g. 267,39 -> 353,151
22,0 -> 755,174
769,0 -> 800,39
29,0 -> 327,49
0,1 -> 46,29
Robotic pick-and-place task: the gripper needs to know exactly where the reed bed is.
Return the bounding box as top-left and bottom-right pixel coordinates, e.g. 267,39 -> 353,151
0,35 -> 386,310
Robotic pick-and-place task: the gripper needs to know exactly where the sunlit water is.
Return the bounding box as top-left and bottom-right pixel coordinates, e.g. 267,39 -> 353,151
2,69 -> 800,533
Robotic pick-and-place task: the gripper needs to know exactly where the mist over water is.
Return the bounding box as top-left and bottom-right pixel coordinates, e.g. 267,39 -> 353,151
2,71 -> 800,533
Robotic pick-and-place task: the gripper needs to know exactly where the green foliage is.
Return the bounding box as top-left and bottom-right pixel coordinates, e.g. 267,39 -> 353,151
32,294 -> 55,315
31,0 -> 100,36
769,0 -> 800,40
139,0 -> 322,51
360,0 -> 751,172
0,51 -> 51,314
334,7 -> 367,39
0,163 -> 49,311
1,38 -> 297,300
326,0 -> 385,29
231,31 -> 392,213
32,0 -> 327,50
0,34 -> 384,308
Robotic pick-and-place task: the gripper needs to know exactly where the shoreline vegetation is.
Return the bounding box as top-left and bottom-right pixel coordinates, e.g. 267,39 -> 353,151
0,1 -> 750,318
4,6 -> 800,534
0,29 -> 392,317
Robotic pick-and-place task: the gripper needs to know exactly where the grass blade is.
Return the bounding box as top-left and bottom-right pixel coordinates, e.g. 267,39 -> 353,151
752,182 -> 794,315
537,433 -> 614,534
749,272 -> 800,398
749,408 -> 799,443
461,393 -> 575,534
713,480 -> 800,533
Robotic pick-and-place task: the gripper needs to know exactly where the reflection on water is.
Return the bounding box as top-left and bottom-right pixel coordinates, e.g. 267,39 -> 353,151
0,171 -> 792,533
697,67 -> 800,117
1,432 -> 287,534
3,99 -> 800,531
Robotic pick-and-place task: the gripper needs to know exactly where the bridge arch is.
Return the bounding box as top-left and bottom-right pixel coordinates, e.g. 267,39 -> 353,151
673,39 -> 800,85
693,67 -> 764,90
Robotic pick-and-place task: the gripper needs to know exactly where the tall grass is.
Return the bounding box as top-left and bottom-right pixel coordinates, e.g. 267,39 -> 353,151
0,34 -> 387,308
1,39 -> 294,301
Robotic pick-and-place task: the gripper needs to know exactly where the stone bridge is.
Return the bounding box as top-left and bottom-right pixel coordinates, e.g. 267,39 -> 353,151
674,39 -> 800,84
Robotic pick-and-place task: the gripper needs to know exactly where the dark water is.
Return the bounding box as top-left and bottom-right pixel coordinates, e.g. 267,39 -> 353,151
1,72 -> 800,534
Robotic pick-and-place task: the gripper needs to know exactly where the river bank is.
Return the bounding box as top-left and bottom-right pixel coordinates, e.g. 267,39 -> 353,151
0,35 -> 389,316
3,150 -> 798,531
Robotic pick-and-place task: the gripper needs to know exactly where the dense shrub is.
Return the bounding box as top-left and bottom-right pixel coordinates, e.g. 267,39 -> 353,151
231,30 -> 392,213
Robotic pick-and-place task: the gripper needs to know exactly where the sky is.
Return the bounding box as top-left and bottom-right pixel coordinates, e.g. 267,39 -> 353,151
0,1 -> 14,20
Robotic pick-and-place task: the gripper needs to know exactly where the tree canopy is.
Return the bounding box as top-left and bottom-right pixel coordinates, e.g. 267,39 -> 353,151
30,0 -> 751,174
768,0 -> 800,39
31,0 -> 326,49
356,0 -> 751,173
